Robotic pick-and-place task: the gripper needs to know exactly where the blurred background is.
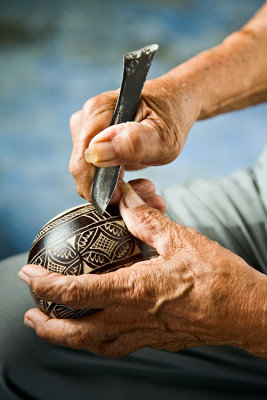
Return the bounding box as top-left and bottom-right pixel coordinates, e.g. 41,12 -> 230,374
0,0 -> 266,260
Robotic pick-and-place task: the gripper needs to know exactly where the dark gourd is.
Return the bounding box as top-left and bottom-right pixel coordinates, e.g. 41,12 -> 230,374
28,203 -> 157,318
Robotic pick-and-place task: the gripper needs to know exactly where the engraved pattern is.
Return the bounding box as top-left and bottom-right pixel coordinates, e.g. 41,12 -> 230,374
91,232 -> 117,256
32,205 -> 92,245
28,204 -> 157,318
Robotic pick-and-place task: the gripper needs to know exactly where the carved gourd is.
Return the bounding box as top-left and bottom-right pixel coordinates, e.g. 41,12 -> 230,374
28,203 -> 157,318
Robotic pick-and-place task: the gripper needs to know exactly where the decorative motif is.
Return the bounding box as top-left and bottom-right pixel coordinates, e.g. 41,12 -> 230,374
28,203 -> 157,318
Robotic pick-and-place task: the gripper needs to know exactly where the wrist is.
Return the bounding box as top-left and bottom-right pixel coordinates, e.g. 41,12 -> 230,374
237,269 -> 267,358
219,257 -> 267,358
148,25 -> 267,123
144,69 -> 202,141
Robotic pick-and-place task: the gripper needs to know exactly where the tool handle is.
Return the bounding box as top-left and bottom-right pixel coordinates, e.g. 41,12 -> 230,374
111,44 -> 158,125
92,44 -> 158,214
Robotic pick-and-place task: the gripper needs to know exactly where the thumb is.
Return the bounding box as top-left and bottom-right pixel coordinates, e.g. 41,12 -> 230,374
119,183 -> 174,256
84,121 -> 173,168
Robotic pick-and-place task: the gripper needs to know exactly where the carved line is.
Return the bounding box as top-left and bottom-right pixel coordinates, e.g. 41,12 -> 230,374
32,204 -> 117,245
30,216 -> 125,260
33,205 -> 92,244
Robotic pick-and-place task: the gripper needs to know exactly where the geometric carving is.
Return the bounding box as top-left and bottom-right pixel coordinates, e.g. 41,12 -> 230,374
28,203 -> 158,319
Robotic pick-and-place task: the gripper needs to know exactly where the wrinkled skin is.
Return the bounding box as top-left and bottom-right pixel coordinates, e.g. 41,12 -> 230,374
19,3 -> 267,359
69,79 -> 198,203
19,185 -> 267,359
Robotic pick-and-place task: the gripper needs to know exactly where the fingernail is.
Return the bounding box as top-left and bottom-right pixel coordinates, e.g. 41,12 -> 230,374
24,318 -> 34,329
117,178 -> 125,188
18,271 -> 31,285
20,265 -> 47,278
122,183 -> 145,209
85,142 -> 115,163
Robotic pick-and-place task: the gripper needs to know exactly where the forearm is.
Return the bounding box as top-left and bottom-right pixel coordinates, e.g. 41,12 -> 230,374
230,266 -> 267,358
210,252 -> 267,358
153,2 -> 267,120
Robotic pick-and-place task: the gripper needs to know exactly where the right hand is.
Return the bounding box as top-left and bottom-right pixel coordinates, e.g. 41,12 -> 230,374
21,183 -> 267,359
69,76 -> 200,202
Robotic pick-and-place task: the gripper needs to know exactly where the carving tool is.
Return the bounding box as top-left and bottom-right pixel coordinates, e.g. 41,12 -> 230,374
91,44 -> 158,214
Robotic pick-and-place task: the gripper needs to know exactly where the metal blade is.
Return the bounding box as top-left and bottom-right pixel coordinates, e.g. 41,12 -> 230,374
91,44 -> 158,214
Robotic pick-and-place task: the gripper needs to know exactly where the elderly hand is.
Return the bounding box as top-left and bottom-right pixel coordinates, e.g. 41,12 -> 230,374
69,76 -> 200,202
69,1 -> 267,204
19,184 -> 267,359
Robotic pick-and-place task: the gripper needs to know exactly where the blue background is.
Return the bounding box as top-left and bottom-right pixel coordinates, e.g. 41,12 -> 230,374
0,0 -> 266,260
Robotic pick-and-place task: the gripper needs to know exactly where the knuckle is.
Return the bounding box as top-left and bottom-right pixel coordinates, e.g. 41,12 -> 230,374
123,269 -> 140,302
66,326 -> 87,349
88,322 -> 108,343
31,279 -> 43,296
68,161 -> 76,177
185,226 -> 197,240
111,269 -> 140,304
99,342 -> 126,358
178,225 -> 198,247
105,349 -> 125,358
69,111 -> 81,131
118,268 -> 154,308
115,123 -> 142,163
124,124 -> 142,159
76,186 -> 85,198
158,119 -> 180,160
36,326 -> 49,341
35,322 -> 53,343
150,113 -> 181,163
69,156 -> 82,178
69,173 -> 86,198
142,94 -> 182,162
136,208 -> 167,236
82,91 -> 115,116
135,207 -> 155,226
168,224 -> 181,251
131,273 -> 155,306
31,278 -> 53,299
82,96 -> 100,115
62,279 -> 84,308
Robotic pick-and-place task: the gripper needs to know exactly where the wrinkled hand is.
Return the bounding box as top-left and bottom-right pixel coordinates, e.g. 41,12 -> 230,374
69,77 -> 199,202
19,184 -> 267,358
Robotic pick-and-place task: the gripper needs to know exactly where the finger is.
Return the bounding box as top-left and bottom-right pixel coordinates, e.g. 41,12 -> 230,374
145,194 -> 166,213
124,164 -> 147,171
119,183 -> 174,255
110,178 -> 159,207
69,152 -> 96,200
24,305 -> 157,352
98,329 -> 158,358
18,263 -> 152,309
108,168 -> 125,205
69,92 -> 118,201
129,179 -> 166,212
24,308 -> 91,349
129,178 -> 156,197
77,91 -> 118,142
109,177 -> 166,212
84,119 -> 176,168
69,110 -> 83,143
112,191 -> 166,213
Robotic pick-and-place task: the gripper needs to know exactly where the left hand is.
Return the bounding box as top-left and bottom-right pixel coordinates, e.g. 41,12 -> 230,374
19,184 -> 267,359
69,74 -> 199,203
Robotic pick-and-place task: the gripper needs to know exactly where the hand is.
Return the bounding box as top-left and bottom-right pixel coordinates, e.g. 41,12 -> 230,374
69,77 -> 200,202
19,184 -> 267,359
69,1 -> 267,204
103,177 -> 166,212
